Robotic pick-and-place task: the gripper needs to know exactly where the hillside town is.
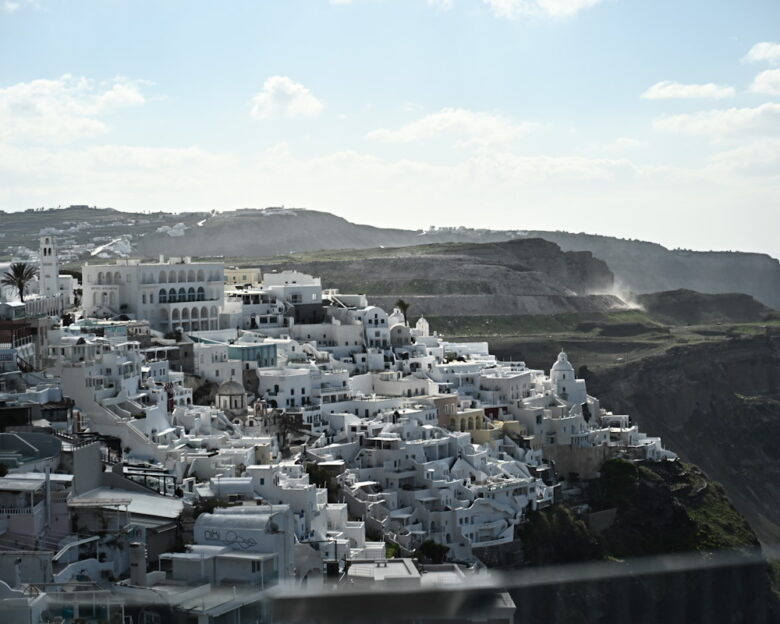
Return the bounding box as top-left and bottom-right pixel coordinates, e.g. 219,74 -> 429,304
0,237 -> 678,623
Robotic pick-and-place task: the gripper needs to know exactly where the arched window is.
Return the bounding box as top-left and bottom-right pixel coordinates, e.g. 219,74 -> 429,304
172,308 -> 180,321
97,272 -> 105,285
168,288 -> 177,302
178,270 -> 186,283
210,306 -> 218,318
178,288 -> 186,302
159,289 -> 168,303
191,307 -> 199,319
187,269 -> 195,282
196,269 -> 205,281
197,286 -> 205,301
159,271 -> 167,284
187,287 -> 196,302
200,306 -> 208,319
182,308 -> 189,320
105,272 -> 112,285
114,271 -> 121,283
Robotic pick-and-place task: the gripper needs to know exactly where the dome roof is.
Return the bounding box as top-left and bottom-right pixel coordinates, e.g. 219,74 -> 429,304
216,379 -> 245,396
551,351 -> 574,372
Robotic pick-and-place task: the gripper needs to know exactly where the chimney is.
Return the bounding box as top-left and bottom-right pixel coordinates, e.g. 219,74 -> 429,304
129,542 -> 148,586
159,254 -> 165,264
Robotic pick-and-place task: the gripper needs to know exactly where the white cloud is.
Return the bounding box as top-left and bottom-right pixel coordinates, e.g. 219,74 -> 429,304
0,142 -> 635,219
653,103 -> 780,139
0,75 -> 147,144
366,108 -> 536,147
749,69 -> 780,96
3,0 -> 38,13
595,137 -> 646,153
249,76 -> 324,120
743,41 -> 780,65
482,0 -> 603,18
709,139 -> 780,176
641,80 -> 735,100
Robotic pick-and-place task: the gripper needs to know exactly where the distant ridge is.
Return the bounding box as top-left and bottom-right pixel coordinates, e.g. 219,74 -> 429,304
3,205 -> 780,309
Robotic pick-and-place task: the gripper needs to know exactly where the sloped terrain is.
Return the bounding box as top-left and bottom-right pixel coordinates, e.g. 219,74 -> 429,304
636,289 -> 777,325
485,460 -> 780,623
5,206 -> 780,309
533,230 -> 780,309
260,238 -> 623,317
583,333 -> 780,552
133,208 -> 523,258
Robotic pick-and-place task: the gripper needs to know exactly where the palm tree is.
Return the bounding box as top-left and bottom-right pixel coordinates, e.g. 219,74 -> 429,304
395,298 -> 410,325
1,262 -> 38,303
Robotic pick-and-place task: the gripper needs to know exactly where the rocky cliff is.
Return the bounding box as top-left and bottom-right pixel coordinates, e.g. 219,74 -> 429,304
582,333 -> 780,551
636,289 -> 777,325
6,206 -> 780,309
480,459 -> 780,623
263,238 -> 620,317
532,231 -> 780,309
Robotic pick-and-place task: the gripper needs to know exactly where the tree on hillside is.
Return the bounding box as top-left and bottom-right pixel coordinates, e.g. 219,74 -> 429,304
415,539 -> 449,564
395,298 -> 410,325
1,262 -> 38,303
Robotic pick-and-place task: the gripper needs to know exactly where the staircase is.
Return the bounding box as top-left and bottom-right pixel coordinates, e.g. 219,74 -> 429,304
16,354 -> 36,373
87,403 -> 169,463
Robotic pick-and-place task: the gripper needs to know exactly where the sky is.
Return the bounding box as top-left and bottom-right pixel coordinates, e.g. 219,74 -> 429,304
1,0 -> 779,257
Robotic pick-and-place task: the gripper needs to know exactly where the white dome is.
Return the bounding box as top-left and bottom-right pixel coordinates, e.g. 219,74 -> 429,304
216,379 -> 245,396
551,351 -> 574,372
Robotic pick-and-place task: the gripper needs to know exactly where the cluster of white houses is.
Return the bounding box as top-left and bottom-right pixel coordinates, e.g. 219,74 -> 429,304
0,237 -> 677,623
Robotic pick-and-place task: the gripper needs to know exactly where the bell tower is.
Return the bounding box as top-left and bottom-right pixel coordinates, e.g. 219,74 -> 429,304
39,236 -> 59,298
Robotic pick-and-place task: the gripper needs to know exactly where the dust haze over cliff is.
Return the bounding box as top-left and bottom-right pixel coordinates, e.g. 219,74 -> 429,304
530,230 -> 780,310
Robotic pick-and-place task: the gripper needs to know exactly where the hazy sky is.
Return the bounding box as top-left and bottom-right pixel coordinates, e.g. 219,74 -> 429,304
1,1 -> 779,257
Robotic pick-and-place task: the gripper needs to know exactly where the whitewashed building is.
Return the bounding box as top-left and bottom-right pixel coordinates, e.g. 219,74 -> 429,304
81,256 -> 224,333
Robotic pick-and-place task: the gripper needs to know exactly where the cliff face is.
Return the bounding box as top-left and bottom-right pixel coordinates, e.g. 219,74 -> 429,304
532,231 -> 780,309
583,334 -> 780,550
262,238 -> 619,317
636,289 -> 777,325
485,460 -> 780,623
7,207 -> 780,310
